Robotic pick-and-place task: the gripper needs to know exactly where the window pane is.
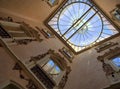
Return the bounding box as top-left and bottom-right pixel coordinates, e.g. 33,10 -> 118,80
43,60 -> 55,72
50,66 -> 61,78
112,57 -> 120,67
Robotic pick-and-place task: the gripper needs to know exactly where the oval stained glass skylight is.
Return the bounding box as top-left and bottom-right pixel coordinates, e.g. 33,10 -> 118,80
58,2 -> 103,46
46,0 -> 119,54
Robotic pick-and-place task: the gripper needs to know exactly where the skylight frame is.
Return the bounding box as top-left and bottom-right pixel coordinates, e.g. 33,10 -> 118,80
45,0 -> 120,54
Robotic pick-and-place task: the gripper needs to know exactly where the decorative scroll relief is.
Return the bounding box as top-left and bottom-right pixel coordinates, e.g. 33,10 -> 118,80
97,47 -> 120,61
102,61 -> 115,76
30,52 -> 49,62
97,47 -> 120,83
95,42 -> 118,53
12,63 -> 38,89
0,16 -> 14,22
58,66 -> 71,89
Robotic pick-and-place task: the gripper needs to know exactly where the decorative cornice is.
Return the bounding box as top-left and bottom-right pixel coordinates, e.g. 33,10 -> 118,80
97,47 -> 120,61
29,49 -> 53,63
95,42 -> 118,53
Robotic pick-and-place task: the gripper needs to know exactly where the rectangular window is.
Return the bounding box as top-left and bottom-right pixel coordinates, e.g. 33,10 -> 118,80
30,57 -> 62,84
47,0 -> 59,7
110,7 -> 120,22
112,57 -> 120,68
42,59 -> 61,80
59,47 -> 74,63
40,29 -> 54,38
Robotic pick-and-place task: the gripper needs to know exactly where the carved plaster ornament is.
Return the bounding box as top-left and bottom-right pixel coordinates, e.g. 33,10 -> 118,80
102,61 -> 115,76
